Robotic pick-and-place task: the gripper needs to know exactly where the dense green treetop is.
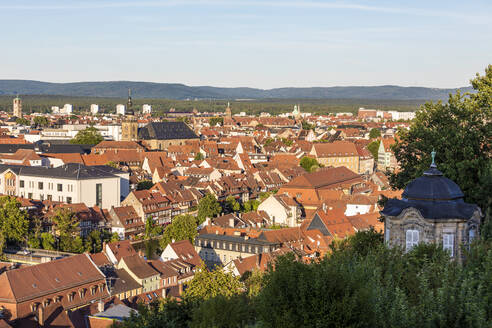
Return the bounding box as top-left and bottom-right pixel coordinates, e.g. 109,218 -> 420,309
70,126 -> 103,145
197,193 -> 222,224
160,214 -> 197,249
390,65 -> 492,216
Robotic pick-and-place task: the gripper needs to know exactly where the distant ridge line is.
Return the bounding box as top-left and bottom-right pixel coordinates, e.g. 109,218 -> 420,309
0,79 -> 472,101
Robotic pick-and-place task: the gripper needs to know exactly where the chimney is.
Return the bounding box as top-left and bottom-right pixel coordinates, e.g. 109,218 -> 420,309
178,283 -> 183,295
322,203 -> 327,213
37,306 -> 44,326
229,217 -> 235,228
97,300 -> 104,313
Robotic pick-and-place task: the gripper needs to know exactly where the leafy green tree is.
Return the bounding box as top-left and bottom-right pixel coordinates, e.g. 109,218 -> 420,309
137,180 -> 154,190
281,138 -> 293,146
33,116 -> 49,127
191,295 -> 254,328
299,156 -> 320,172
369,128 -> 381,139
106,161 -> 119,169
72,236 -> 85,253
194,152 -> 204,161
15,117 -> 30,125
120,299 -> 193,328
225,196 -> 240,213
160,214 -> 197,249
242,199 -> 259,213
84,230 -> 102,253
197,193 -> 222,224
389,65 -> 492,220
145,216 -> 162,239
367,140 -> 380,160
301,120 -> 315,130
70,126 -> 103,145
41,232 -> 55,250
209,117 -> 224,126
0,196 -> 29,247
52,208 -> 79,236
28,216 -> 43,248
183,263 -> 243,301
263,138 -> 274,146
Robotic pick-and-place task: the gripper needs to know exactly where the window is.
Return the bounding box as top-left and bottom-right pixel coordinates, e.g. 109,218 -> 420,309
443,233 -> 454,257
96,183 -> 102,207
47,195 -> 52,201
28,193 -> 33,199
38,182 -> 43,190
469,228 -> 476,244
405,229 -> 419,252
57,184 -> 62,192
66,197 -> 72,204
20,180 -> 24,188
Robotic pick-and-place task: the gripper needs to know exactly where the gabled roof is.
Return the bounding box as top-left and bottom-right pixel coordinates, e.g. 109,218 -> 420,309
167,240 -> 201,267
120,254 -> 159,279
0,254 -> 106,303
281,166 -> 360,189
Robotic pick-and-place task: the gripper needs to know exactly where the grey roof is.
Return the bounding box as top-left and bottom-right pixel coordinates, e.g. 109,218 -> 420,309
197,233 -> 277,246
381,198 -> 478,220
381,165 -> 479,220
0,163 -> 122,180
138,122 -> 198,140
108,268 -> 142,295
0,144 -> 35,154
402,167 -> 464,201
93,304 -> 136,320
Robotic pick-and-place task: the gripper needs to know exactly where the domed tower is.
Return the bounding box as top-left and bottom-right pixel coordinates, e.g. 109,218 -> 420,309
381,151 -> 482,260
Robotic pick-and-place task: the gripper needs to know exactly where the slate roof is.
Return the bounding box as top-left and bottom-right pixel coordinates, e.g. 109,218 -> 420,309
381,165 -> 479,220
0,163 -> 122,180
138,122 -> 198,140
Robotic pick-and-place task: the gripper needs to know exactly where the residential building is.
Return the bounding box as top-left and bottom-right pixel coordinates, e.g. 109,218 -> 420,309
257,194 -> 302,227
0,254 -> 109,322
0,163 -> 125,209
117,254 -> 160,293
309,141 -> 359,173
195,233 -> 280,266
377,138 -> 398,171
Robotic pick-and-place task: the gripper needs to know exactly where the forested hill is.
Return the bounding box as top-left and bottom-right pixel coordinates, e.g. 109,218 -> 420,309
0,80 -> 472,100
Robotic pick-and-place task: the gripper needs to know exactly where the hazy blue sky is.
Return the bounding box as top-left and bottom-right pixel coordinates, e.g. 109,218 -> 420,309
1,0 -> 491,88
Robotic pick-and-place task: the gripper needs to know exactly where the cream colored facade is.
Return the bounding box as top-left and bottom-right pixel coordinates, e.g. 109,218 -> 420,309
195,234 -> 278,266
0,168 -> 121,209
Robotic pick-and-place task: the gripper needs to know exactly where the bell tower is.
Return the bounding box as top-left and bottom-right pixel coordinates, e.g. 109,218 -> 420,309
121,88 -> 138,141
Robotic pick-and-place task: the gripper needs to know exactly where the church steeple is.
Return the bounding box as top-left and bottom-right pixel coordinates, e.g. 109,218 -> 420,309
127,88 -> 133,109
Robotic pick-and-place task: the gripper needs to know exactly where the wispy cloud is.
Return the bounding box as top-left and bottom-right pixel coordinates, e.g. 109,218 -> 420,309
1,0 -> 489,23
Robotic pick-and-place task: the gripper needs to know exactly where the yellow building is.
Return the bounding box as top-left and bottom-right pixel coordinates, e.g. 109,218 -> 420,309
310,141 -> 359,173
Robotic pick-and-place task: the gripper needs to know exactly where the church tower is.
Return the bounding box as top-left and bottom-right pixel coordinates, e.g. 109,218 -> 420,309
121,89 -> 138,141
13,95 -> 22,118
225,102 -> 232,119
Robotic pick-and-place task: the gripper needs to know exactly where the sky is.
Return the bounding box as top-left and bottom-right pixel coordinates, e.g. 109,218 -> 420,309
0,0 -> 491,89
